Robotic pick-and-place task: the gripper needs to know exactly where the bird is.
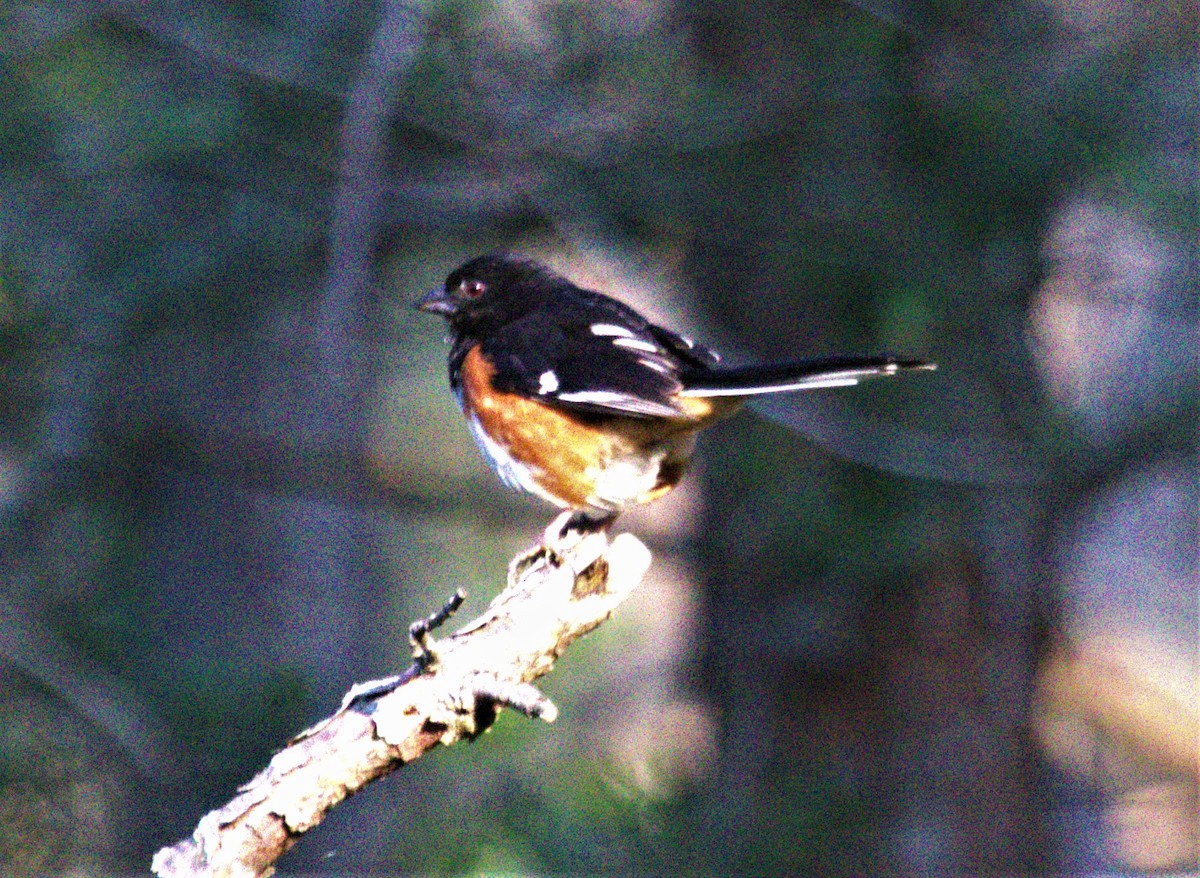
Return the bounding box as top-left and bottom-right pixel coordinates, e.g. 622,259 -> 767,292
417,251 -> 935,533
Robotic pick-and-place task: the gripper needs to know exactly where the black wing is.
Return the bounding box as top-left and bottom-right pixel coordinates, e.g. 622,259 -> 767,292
480,305 -> 715,419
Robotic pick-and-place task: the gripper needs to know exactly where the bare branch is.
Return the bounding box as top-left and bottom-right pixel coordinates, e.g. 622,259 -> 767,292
151,528 -> 651,878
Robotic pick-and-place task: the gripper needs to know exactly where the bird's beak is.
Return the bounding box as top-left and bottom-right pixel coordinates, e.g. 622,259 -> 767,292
415,286 -> 457,316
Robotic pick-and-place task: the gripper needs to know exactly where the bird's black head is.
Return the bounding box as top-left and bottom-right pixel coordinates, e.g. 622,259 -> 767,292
416,251 -> 568,337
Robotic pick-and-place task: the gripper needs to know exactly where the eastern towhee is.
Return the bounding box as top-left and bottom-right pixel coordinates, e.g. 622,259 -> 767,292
418,252 -> 935,531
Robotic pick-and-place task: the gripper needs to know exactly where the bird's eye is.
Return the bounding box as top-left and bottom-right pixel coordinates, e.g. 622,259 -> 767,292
460,279 -> 487,299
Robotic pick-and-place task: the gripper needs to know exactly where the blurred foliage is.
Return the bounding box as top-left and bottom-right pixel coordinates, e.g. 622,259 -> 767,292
0,0 -> 1194,874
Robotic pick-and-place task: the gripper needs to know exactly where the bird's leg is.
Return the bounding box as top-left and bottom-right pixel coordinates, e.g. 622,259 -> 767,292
543,509 -> 618,545
539,509 -> 618,576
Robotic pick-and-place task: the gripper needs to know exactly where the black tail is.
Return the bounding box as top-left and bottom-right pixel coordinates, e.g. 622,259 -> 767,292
679,356 -> 935,397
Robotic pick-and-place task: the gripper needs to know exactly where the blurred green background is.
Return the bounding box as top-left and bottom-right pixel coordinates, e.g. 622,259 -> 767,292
0,0 -> 1195,874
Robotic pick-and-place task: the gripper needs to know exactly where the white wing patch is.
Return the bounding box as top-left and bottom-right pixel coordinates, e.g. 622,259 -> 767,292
557,390 -> 637,406
612,336 -> 661,353
591,321 -> 663,354
554,389 -> 683,418
590,323 -> 636,338
537,370 -> 559,394
638,357 -> 671,374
